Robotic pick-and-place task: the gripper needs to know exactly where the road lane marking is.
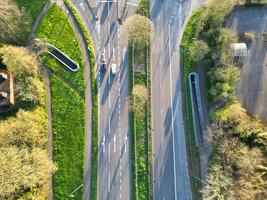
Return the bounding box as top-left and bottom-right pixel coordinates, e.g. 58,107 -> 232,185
123,47 -> 126,62
113,46 -> 115,61
109,94 -> 110,108
126,2 -> 138,7
108,170 -> 110,193
168,24 -> 178,200
109,115 -> 111,135
114,134 -> 116,152
109,142 -> 110,163
125,135 -> 127,153
102,135 -> 105,153
79,2 -> 85,11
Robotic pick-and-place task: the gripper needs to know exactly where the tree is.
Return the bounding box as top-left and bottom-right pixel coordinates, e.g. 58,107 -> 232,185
0,108 -> 47,149
190,40 -> 209,61
0,45 -> 39,77
0,147 -> 57,199
208,66 -> 240,103
130,84 -> 147,116
122,14 -> 153,46
0,45 -> 44,103
0,0 -> 30,44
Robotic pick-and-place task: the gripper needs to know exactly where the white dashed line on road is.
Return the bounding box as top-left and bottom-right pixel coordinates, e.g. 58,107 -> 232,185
79,2 -> 85,11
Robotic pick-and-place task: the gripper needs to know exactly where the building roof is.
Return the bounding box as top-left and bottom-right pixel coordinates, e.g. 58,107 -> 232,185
231,43 -> 248,57
0,69 -> 14,106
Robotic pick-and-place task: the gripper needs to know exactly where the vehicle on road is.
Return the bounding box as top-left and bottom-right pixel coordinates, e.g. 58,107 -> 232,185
111,63 -> 117,75
100,53 -> 106,72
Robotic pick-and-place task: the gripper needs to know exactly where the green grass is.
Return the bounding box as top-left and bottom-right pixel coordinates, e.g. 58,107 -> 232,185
36,4 -> 85,94
180,8 -> 204,200
50,75 -> 85,200
63,1 -> 98,199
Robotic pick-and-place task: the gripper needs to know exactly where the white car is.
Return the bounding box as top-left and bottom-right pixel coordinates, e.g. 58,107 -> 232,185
111,63 -> 117,75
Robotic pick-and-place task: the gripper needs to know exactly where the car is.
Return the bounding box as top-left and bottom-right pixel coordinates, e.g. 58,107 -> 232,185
100,53 -> 106,72
111,63 -> 117,75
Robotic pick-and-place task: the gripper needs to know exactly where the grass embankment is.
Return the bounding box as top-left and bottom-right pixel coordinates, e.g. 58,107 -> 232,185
180,8 -> 204,200
50,75 -> 85,199
36,4 -> 85,94
129,0 -> 152,199
63,1 -> 98,199
36,4 -> 86,199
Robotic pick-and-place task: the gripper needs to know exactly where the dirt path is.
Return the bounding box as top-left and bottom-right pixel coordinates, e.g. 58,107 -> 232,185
27,1 -> 51,45
42,67 -> 54,200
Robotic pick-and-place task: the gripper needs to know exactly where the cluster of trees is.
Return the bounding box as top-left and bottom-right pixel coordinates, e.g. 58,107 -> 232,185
203,104 -> 267,199
0,0 -> 31,44
0,108 -> 57,199
194,0 -> 243,104
0,45 -> 57,199
0,45 -> 44,104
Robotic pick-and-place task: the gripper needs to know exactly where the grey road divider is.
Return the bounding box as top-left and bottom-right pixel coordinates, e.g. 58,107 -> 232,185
189,72 -> 205,147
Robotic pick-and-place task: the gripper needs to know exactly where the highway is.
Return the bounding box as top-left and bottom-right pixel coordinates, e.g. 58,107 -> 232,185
150,0 -> 207,199
71,0 -> 138,199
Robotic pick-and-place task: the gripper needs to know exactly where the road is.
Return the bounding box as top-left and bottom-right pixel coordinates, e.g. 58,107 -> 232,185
150,0 -> 207,199
71,0 -> 138,199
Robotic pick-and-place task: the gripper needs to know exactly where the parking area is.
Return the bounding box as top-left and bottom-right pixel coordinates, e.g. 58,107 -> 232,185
226,6 -> 267,121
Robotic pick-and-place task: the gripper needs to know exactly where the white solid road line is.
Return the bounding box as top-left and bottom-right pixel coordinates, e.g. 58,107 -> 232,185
168,24 -> 178,200
102,135 -> 105,153
114,134 -> 116,153
125,135 -> 127,153
109,142 -> 110,163
108,170 -> 111,192
122,47 -> 126,62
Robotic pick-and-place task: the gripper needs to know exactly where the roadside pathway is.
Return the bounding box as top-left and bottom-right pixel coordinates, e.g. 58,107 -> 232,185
60,3 -> 93,199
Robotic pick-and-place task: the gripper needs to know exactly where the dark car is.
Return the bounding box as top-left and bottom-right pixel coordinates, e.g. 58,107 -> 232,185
100,53 -> 106,72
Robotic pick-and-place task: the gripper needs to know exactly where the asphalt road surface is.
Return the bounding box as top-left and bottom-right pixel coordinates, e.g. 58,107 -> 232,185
71,0 -> 138,199
151,0 -> 207,199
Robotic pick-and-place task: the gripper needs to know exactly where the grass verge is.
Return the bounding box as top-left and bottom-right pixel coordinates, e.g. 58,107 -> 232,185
50,75 -> 85,199
180,8 -> 204,200
63,1 -> 98,199
36,4 -> 85,94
